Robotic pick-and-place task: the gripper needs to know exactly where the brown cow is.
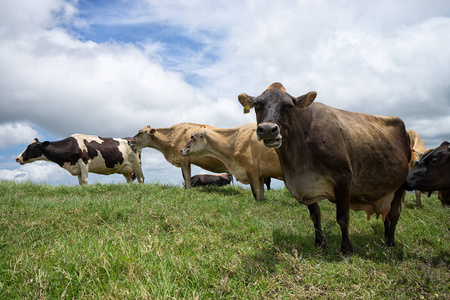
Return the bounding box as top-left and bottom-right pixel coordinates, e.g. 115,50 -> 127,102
238,82 -> 410,254
129,123 -> 228,188
181,123 -> 283,201
406,129 -> 427,205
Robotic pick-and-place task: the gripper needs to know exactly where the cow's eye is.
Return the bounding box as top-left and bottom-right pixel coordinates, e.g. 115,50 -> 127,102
282,104 -> 295,113
431,157 -> 439,164
254,101 -> 263,111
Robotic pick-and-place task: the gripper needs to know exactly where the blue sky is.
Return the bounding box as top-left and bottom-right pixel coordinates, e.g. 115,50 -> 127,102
1,0 -> 450,187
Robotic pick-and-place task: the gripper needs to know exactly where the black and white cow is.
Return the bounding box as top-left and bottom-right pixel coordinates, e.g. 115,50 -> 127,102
16,134 -> 144,185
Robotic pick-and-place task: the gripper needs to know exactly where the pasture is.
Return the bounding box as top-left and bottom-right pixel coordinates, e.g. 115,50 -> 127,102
0,181 -> 448,299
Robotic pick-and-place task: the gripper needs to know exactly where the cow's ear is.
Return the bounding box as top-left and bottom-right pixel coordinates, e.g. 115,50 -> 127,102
42,141 -> 50,147
149,128 -> 156,135
238,93 -> 256,114
294,91 -> 317,108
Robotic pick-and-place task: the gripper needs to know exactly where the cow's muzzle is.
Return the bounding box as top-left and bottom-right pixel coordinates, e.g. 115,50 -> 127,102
256,122 -> 282,149
15,156 -> 24,164
181,147 -> 190,156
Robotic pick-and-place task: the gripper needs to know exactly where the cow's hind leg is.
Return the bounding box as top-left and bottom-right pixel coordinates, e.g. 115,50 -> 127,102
384,188 -> 404,247
307,203 -> 326,249
335,184 -> 353,255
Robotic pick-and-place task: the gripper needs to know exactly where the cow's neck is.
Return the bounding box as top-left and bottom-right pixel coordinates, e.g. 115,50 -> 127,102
150,127 -> 175,153
41,139 -> 77,167
277,107 -> 314,169
203,128 -> 239,163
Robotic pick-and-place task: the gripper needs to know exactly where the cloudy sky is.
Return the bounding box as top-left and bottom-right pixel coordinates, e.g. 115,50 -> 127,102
1,0 -> 449,187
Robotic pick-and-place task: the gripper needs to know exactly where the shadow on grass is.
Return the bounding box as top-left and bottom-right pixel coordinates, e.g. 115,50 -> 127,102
240,223 -> 437,276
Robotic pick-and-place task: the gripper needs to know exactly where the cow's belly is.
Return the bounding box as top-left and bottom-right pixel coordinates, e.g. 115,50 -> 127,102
89,160 -> 133,175
284,172 -> 335,205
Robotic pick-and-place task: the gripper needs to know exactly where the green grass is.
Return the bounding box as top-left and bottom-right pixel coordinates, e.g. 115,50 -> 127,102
0,181 -> 448,299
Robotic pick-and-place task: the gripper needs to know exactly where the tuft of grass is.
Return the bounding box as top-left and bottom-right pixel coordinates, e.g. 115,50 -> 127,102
0,181 -> 448,299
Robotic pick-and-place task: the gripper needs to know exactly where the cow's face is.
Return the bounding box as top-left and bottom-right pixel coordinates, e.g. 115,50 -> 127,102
129,126 -> 156,149
238,82 -> 317,149
16,139 -> 48,164
180,131 -> 207,157
406,141 -> 450,191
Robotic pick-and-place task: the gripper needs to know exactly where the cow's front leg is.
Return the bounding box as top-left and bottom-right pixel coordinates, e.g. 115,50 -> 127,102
181,162 -> 192,188
247,172 -> 265,201
307,203 -> 326,249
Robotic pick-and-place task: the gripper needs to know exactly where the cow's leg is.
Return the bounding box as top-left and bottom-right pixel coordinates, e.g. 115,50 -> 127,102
264,177 -> 271,190
415,190 -> 422,205
384,188 -> 404,247
335,185 -> 353,255
181,162 -> 192,188
248,173 -> 265,201
132,165 -> 145,184
78,162 -> 89,185
307,203 -> 326,249
124,173 -> 133,183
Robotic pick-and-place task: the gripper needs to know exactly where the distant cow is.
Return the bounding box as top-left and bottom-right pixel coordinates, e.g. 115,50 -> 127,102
238,82 -> 410,254
129,123 -> 228,188
16,134 -> 144,185
406,129 -> 427,205
191,174 -> 233,187
406,141 -> 450,192
181,123 -> 283,201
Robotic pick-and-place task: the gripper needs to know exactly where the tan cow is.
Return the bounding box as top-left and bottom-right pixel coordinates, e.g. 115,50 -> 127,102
129,123 -> 228,188
181,123 -> 283,201
406,129 -> 427,205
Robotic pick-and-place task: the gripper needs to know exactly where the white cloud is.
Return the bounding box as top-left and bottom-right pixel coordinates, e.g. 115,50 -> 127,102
1,0 -> 449,186
0,161 -> 71,183
0,122 -> 41,150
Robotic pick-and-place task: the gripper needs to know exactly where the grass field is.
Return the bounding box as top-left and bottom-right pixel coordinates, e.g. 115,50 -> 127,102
0,181 -> 448,299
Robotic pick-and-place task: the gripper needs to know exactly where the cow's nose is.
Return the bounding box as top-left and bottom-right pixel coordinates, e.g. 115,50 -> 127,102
15,157 -> 21,163
257,123 -> 280,139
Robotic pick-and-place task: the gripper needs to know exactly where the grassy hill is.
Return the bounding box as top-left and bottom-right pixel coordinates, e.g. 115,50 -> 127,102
0,181 -> 448,299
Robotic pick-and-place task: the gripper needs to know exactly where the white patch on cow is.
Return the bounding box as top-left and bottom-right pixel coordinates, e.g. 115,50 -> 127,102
71,134 -> 104,152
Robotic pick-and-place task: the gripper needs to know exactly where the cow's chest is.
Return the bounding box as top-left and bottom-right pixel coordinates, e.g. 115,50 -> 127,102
281,164 -> 335,205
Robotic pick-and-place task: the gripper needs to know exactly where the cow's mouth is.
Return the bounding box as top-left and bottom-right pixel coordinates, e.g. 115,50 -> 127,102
262,138 -> 282,149
181,147 -> 190,156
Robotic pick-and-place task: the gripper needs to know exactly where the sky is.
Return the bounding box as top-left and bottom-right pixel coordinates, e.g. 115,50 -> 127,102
0,0 -> 449,188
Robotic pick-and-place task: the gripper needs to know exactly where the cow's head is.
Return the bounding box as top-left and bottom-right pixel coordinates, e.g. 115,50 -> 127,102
238,82 -> 317,149
180,130 -> 207,157
406,141 -> 450,191
408,149 -> 425,170
129,125 -> 157,150
15,138 -> 49,164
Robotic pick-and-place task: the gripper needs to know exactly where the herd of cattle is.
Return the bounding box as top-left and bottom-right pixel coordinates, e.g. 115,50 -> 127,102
15,82 -> 449,254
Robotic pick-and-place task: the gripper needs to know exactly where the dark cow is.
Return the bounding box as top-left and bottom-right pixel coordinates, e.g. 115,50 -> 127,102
191,174 -> 233,187
238,82 -> 410,254
16,134 -> 144,185
406,141 -> 450,192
